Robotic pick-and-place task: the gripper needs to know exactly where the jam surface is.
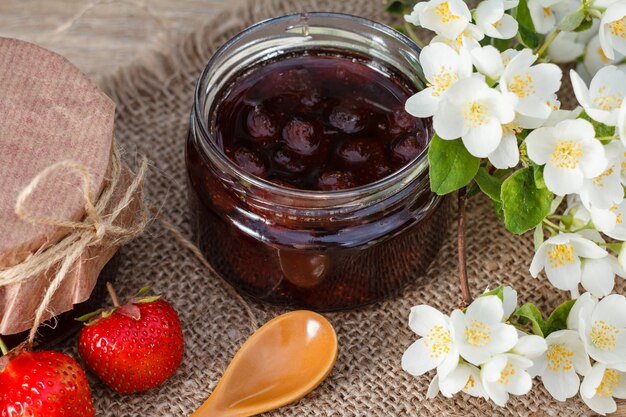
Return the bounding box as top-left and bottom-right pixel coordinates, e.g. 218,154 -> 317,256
213,54 -> 430,190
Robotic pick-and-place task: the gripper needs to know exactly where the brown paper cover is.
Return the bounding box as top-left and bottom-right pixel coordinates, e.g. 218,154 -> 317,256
0,38 -> 119,335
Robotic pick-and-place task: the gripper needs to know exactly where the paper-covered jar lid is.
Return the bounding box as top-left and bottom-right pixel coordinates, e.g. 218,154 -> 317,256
0,38 -> 117,335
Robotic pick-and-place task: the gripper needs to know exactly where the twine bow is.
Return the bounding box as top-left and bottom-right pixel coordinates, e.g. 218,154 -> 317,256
0,144 -> 149,344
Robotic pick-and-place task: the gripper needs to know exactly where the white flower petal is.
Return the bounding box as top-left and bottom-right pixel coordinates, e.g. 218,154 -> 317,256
402,338 -> 444,376
567,292 -> 595,331
502,286 -> 518,319
433,99 -> 466,139
513,334 -> 548,359
471,45 -> 505,79
488,132 -> 519,169
570,236 -> 608,259
438,363 -> 470,397
581,257 -> 617,298
406,89 -> 441,118
408,305 -> 449,336
462,117 -> 502,157
543,163 -> 584,196
437,346 -> 460,380
530,243 -> 549,277
526,126 -> 557,165
581,363 -> 606,398
466,295 -> 504,324
506,368 -> 533,395
489,323 -> 520,354
543,367 -> 580,401
481,354 -> 508,382
427,375 -> 440,399
544,247 -> 582,291
571,69 -> 592,108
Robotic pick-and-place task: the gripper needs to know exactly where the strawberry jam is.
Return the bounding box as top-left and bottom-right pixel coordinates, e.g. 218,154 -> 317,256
214,54 -> 429,190
186,13 -> 448,311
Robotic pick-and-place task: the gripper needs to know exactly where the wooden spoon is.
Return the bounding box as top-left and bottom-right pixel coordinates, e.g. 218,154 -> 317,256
192,310 -> 338,417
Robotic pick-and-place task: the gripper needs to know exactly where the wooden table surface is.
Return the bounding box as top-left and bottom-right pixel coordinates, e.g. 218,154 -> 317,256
0,0 -> 228,77
1,1 -> 625,416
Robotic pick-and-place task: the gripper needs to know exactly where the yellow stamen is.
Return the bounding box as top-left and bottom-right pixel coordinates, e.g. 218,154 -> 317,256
428,67 -> 458,97
498,363 -> 516,385
610,17 -> 626,39
593,167 -> 614,187
464,375 -> 476,390
593,86 -> 623,111
425,325 -> 452,358
465,319 -> 491,347
435,1 -> 460,23
543,7 -> 552,17
463,102 -> 489,128
610,204 -> 623,224
549,140 -> 583,169
546,343 -> 574,372
509,73 -> 536,99
548,244 -> 575,268
590,320 -> 619,351
596,369 -> 622,397
598,48 -> 611,64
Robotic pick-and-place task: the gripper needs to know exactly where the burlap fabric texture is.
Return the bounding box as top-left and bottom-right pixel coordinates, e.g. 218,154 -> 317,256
56,0 -> 626,415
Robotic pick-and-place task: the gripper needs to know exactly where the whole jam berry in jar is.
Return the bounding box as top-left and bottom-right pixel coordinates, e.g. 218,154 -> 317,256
186,13 -> 448,311
215,55 -> 429,190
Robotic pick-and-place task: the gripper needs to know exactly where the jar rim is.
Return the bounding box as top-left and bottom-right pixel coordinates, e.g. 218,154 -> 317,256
193,11 -> 429,200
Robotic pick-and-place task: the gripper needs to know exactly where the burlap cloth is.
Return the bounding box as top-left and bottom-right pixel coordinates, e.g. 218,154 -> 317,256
56,0 -> 626,415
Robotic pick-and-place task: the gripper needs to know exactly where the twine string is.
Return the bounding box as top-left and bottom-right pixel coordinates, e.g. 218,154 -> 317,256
0,144 -> 149,344
0,143 -> 257,345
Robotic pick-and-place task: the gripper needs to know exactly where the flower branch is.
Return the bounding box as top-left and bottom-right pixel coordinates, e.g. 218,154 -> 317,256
394,0 -> 626,413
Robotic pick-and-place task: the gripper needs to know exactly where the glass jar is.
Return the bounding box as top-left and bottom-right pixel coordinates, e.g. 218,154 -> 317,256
186,12 -> 448,311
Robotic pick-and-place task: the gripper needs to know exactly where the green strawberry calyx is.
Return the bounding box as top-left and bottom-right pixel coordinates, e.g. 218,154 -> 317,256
0,337 -> 8,372
76,283 -> 161,326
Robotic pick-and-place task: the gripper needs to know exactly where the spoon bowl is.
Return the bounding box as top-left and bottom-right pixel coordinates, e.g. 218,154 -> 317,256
192,310 -> 338,417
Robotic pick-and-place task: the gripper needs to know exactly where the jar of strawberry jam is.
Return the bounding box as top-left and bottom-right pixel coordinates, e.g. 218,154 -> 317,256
186,12 -> 448,310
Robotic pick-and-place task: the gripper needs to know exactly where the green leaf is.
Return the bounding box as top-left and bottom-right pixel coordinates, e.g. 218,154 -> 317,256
545,299 -> 576,336
515,0 -> 541,49
558,8 -> 585,31
481,286 -> 505,301
578,110 -> 616,138
75,309 -> 104,323
492,37 -> 512,52
493,200 -> 505,222
134,295 -> 162,304
386,0 -> 406,14
533,164 -> 547,189
428,135 -> 481,195
574,16 -> 594,32
515,0 -> 536,31
134,285 -> 153,297
533,224 -> 544,251
501,167 -> 553,234
475,167 -> 503,202
518,24 -> 541,49
514,303 -> 546,337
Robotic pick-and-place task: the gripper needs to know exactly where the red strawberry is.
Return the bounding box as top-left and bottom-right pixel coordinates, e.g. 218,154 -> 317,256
0,346 -> 95,417
77,284 -> 184,394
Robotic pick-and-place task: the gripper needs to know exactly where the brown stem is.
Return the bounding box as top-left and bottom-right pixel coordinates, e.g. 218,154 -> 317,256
457,188 -> 473,308
106,282 -> 121,307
